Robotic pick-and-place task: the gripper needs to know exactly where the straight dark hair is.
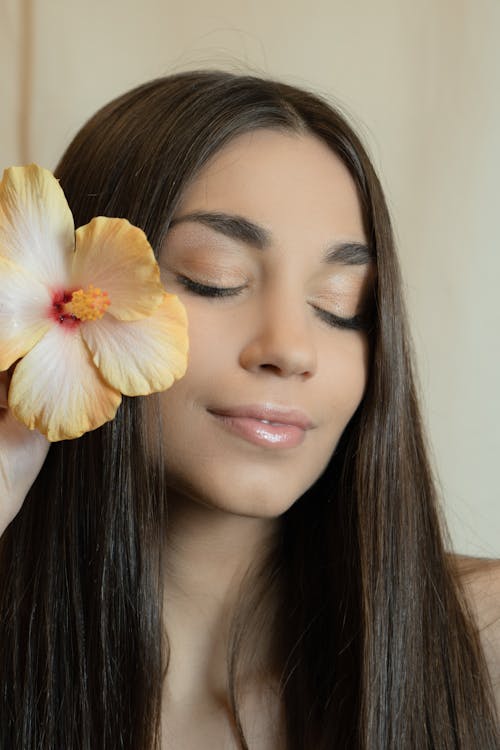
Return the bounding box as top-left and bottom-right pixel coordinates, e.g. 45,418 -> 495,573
0,69 -> 498,748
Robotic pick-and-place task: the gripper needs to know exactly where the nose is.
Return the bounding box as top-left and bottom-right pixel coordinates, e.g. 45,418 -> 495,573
238,292 -> 317,379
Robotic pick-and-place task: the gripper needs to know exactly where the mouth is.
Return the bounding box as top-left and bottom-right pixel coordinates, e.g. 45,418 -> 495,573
207,404 -> 314,449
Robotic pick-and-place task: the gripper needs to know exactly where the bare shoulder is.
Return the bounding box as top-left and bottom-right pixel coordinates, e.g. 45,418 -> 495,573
447,553 -> 500,708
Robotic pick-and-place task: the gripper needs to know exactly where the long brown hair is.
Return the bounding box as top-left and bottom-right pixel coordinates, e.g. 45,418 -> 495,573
0,70 -> 498,749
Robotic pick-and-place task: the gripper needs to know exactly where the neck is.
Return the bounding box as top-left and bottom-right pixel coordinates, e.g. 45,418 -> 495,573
162,493 -> 281,703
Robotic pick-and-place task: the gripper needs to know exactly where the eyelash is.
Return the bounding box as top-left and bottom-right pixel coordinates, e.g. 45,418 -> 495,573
177,276 -> 246,298
176,275 -> 366,331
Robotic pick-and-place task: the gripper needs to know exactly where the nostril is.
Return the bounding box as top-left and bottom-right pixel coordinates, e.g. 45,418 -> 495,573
260,363 -> 280,370
258,361 -> 314,379
239,331 -> 317,378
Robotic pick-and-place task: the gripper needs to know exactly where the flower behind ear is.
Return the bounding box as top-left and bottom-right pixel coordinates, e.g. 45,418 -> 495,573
0,164 -> 189,442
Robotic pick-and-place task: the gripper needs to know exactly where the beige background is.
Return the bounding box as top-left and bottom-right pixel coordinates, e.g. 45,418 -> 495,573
1,0 -> 498,556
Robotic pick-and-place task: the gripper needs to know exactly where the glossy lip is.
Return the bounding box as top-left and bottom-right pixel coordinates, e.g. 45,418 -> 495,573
207,404 -> 315,430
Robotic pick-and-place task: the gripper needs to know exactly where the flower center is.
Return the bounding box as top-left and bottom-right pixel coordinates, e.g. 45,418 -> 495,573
51,286 -> 111,326
67,285 -> 111,321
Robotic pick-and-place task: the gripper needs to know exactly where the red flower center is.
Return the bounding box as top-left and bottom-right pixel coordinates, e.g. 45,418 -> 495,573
51,286 -> 110,327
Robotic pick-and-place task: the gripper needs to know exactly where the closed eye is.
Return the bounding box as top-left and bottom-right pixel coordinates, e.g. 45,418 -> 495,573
310,304 -> 367,331
175,275 -> 245,297
176,275 -> 369,331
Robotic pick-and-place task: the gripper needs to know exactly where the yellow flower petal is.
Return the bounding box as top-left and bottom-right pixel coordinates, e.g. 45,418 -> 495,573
0,256 -> 52,370
0,164 -> 74,288
9,325 -> 122,441
72,217 -> 164,321
81,293 -> 188,396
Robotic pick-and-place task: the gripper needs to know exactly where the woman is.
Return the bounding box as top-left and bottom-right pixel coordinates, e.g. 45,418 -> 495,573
0,69 -> 499,749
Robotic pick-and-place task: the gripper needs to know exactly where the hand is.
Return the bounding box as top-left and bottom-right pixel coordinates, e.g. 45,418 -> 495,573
0,369 -> 50,536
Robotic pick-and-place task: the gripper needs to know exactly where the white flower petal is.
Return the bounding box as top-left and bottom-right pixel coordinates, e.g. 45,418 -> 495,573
9,324 -> 122,441
0,256 -> 52,370
0,164 -> 74,288
81,293 -> 188,396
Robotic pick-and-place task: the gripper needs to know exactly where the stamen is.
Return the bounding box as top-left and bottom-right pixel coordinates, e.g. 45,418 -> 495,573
67,285 -> 111,321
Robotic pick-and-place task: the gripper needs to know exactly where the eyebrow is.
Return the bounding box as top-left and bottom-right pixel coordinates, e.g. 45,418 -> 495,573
168,210 -> 374,265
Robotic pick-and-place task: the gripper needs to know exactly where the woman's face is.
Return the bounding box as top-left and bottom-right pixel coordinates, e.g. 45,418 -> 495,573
157,128 -> 373,518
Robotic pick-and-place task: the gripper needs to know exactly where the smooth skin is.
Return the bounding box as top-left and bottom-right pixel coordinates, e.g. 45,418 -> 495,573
1,130 -> 499,747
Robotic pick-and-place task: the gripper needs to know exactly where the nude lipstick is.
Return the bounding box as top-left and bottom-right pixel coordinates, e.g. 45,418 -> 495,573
207,404 -> 314,449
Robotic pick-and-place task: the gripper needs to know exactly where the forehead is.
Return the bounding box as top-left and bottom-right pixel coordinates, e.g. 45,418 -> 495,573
175,129 -> 365,243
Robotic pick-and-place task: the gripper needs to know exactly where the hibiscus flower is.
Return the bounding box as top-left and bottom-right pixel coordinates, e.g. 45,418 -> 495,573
0,164 -> 188,441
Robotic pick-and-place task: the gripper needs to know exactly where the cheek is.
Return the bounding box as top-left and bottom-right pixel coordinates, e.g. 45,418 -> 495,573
184,304 -> 232,369
322,335 -> 369,421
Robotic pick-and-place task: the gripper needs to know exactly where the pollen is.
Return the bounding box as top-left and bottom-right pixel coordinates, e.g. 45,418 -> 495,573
68,285 -> 111,321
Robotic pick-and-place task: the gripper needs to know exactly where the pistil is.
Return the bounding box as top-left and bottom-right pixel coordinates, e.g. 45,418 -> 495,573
68,285 -> 110,321
51,285 -> 111,325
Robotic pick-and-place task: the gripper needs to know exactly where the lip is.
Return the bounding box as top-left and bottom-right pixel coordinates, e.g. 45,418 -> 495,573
208,404 -> 315,430
207,404 -> 315,449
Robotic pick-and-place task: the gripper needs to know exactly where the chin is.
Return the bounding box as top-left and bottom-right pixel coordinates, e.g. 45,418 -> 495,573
163,462 -> 325,521
210,494 -> 300,520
